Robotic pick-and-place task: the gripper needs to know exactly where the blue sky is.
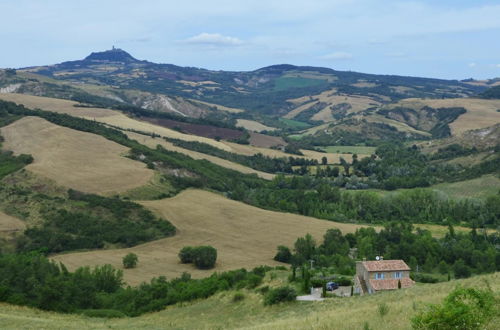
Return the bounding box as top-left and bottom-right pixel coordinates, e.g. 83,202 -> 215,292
1,0 -> 500,79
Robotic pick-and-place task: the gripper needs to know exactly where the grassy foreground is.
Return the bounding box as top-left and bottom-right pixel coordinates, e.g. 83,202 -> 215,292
0,272 -> 497,329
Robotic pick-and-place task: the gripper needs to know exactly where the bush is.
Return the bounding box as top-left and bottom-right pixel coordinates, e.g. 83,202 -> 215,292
192,246 -> 217,269
412,273 -> 439,284
378,303 -> 389,317
336,277 -> 353,286
274,245 -> 292,263
453,259 -> 471,279
232,292 -> 245,302
178,246 -> 195,263
178,246 -> 217,269
122,253 -> 138,269
411,286 -> 497,329
264,286 -> 297,305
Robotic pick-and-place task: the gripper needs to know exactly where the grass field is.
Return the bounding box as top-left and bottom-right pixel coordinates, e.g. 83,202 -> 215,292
126,132 -> 275,180
320,145 -> 377,155
430,174 -> 500,200
52,189 -> 368,285
0,117 -> 154,195
391,98 -> 500,135
236,119 -> 277,132
278,118 -> 311,129
0,272 -> 497,329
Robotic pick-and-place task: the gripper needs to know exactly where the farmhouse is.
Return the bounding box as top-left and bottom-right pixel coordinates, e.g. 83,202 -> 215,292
354,259 -> 414,295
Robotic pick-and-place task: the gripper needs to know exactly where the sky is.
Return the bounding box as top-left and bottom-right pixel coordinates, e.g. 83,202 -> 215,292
1,0 -> 500,80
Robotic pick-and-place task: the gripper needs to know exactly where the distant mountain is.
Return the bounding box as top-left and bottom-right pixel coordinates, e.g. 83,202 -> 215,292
84,47 -> 139,63
19,49 -> 486,115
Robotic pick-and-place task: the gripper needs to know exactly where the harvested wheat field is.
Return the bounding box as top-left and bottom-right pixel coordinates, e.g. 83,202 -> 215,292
0,211 -> 25,233
236,119 -> 277,132
52,189 -> 368,285
0,117 -> 153,195
126,132 -> 274,179
0,92 -> 117,118
392,98 -> 500,135
0,93 -> 233,151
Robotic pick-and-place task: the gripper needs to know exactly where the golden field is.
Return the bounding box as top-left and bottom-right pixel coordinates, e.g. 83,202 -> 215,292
52,189 -> 368,285
1,117 -> 153,195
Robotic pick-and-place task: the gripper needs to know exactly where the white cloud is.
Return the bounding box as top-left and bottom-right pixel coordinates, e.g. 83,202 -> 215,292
182,33 -> 243,47
319,51 -> 353,60
468,62 -> 477,67
496,64 -> 500,68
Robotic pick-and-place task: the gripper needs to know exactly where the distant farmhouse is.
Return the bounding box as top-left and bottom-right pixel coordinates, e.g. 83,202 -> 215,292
354,259 -> 414,295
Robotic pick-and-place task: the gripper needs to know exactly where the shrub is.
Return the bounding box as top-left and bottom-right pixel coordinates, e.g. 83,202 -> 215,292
178,246 -> 195,263
378,303 -> 389,317
122,253 -> 138,269
232,292 -> 245,302
192,246 -> 217,269
274,245 -> 292,263
413,274 -> 439,283
453,259 -> 471,279
336,277 -> 353,286
411,287 -> 497,329
264,286 -> 297,305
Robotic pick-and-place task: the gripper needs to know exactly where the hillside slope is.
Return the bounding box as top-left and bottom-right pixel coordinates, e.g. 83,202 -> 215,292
52,189 -> 368,285
1,116 -> 153,194
0,272 -> 497,329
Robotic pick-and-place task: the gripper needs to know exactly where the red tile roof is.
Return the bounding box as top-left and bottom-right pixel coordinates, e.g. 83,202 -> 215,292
369,278 -> 415,291
362,260 -> 410,272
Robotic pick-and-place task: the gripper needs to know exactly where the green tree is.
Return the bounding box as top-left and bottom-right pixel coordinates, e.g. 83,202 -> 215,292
122,253 -> 138,269
453,259 -> 471,279
321,156 -> 327,165
274,245 -> 292,263
178,246 -> 195,263
192,246 -> 217,269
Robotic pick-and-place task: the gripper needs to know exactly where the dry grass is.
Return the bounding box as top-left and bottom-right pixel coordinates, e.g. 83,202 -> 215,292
52,189 -> 368,285
0,211 -> 25,233
0,92 -> 117,118
391,98 -> 500,135
0,117 -> 153,195
0,272 -> 497,330
236,119 -> 277,132
126,132 -> 275,180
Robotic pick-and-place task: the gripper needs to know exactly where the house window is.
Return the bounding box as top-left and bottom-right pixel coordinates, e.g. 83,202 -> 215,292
375,272 -> 385,279
394,272 -> 402,279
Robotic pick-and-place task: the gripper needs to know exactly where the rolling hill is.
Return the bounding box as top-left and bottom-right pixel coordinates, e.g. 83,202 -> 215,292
52,189 -> 368,285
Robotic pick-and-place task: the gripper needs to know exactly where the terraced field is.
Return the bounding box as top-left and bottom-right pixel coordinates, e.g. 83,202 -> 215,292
52,189 -> 368,285
0,117 -> 153,195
